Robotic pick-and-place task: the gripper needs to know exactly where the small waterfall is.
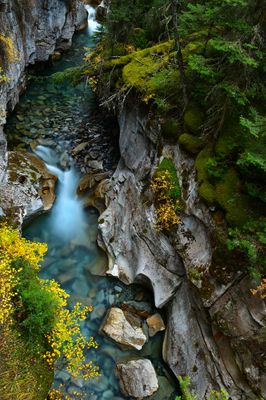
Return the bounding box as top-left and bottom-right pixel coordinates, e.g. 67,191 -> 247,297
50,168 -> 86,240
35,145 -> 58,165
85,4 -> 101,35
34,145 -> 86,240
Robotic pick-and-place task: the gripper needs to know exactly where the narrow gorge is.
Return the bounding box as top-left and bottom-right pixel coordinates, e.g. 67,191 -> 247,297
0,1 -> 265,400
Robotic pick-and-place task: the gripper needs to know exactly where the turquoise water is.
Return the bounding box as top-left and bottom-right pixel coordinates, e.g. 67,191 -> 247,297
5,6 -> 178,399
24,209 -> 175,399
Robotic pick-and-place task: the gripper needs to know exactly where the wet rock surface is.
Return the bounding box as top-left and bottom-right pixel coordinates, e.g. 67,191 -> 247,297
116,359 -> 159,399
96,97 -> 266,399
146,313 -> 165,337
101,307 -> 147,350
1,5 -> 179,400
0,150 -> 57,224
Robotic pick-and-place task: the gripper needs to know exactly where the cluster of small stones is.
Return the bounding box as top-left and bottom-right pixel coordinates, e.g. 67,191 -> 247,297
71,117 -> 120,174
5,85 -> 119,175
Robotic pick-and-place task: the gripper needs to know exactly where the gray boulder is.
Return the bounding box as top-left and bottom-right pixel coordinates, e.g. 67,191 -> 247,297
116,359 -> 159,399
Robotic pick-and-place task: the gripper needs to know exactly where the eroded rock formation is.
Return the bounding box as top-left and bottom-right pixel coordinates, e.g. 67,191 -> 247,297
93,98 -> 266,399
0,0 -> 87,219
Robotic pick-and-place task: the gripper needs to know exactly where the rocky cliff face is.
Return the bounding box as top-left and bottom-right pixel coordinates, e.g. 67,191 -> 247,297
93,98 -> 266,399
0,0 -> 87,221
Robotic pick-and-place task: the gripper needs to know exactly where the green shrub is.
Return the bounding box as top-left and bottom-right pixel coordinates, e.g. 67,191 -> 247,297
13,259 -> 58,347
49,65 -> 87,85
215,124 -> 242,158
227,219 -> 266,278
0,327 -> 53,400
148,68 -> 180,99
206,157 -> 225,182
176,376 -> 229,400
131,28 -> 149,49
157,158 -> 181,200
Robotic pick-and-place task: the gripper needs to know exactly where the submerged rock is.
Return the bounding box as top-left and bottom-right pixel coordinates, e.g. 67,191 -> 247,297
116,359 -> 159,399
100,307 -> 147,350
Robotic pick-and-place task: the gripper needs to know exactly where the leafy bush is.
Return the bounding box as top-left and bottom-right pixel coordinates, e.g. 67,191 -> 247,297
227,219 -> 266,278
151,158 -> 181,231
0,224 -> 99,382
176,376 -> 229,400
148,68 -> 180,103
13,258 -> 59,345
49,65 -> 87,86
157,158 -> 181,201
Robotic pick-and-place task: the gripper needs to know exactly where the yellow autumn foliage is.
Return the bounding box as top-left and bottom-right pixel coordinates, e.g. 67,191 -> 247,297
0,224 -> 47,324
151,170 -> 180,231
251,278 -> 266,299
0,34 -> 18,63
0,224 -> 99,380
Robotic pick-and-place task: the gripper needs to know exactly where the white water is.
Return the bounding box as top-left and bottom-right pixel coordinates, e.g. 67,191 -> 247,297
31,7 -> 100,240
35,145 -> 58,165
85,4 -> 101,35
50,168 -> 86,240
34,146 -> 86,240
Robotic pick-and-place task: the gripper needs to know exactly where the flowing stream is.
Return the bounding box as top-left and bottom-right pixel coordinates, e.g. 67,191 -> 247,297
5,6 -> 177,400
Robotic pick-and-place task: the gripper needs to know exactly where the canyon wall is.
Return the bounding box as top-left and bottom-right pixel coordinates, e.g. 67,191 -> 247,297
0,0 -> 87,221
96,98 -> 266,399
0,0 -> 87,179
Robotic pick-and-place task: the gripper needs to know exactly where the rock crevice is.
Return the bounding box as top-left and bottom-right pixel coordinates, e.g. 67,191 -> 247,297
96,97 -> 266,399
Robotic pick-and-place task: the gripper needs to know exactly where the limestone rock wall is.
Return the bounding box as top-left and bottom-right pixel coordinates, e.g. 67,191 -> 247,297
0,0 -> 87,219
0,0 -> 87,181
97,98 -> 266,399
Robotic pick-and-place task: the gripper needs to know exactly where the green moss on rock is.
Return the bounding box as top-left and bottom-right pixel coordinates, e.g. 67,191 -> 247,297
179,133 -> 203,154
161,119 -> 180,141
198,181 -> 216,205
107,41 -> 174,91
215,169 -> 249,226
122,55 -> 162,90
195,145 -> 213,183
184,105 -> 203,135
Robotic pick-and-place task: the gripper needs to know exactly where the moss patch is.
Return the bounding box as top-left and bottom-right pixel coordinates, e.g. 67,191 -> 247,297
198,181 -> 216,205
179,133 -> 203,154
195,145 -> 213,183
156,157 -> 181,200
184,105 -> 203,135
215,168 -> 250,226
161,119 -> 180,141
95,41 -> 175,94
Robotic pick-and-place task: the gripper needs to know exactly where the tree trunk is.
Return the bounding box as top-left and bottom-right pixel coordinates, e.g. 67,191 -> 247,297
171,0 -> 188,109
